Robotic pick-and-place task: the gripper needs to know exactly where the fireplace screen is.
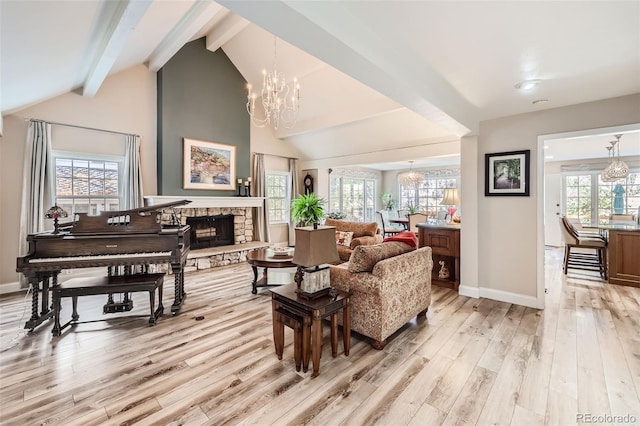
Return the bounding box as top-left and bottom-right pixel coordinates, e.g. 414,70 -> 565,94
186,215 -> 234,249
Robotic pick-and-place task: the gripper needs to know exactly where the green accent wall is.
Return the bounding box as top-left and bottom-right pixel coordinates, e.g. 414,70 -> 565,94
157,38 -> 249,195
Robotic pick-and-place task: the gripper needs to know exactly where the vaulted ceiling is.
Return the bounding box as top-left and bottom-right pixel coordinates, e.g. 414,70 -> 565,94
2,1 -> 639,168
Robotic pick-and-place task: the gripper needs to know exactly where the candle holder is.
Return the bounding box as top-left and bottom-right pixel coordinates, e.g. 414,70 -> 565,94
236,178 -> 252,196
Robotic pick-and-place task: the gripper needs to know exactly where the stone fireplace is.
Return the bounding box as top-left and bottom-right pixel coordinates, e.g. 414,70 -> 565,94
186,214 -> 234,249
144,196 -> 269,271
172,207 -> 253,246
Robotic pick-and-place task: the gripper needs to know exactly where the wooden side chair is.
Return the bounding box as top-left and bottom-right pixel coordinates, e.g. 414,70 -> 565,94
377,210 -> 403,237
559,216 -> 607,279
407,213 -> 428,234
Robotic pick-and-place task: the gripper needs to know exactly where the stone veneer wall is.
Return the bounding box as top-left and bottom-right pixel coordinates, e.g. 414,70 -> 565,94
185,247 -> 251,272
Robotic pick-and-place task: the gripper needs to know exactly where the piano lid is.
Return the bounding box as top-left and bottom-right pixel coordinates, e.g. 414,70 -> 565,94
68,199 -> 192,235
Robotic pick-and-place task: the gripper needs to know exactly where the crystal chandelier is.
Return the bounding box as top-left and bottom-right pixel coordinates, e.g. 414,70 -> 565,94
603,134 -> 629,179
398,161 -> 425,187
246,37 -> 300,130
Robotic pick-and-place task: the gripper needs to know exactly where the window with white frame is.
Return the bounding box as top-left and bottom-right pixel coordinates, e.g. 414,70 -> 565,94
329,174 -> 377,222
563,171 -> 639,225
564,174 -> 592,223
266,172 -> 290,224
399,173 -> 459,218
54,154 -> 123,218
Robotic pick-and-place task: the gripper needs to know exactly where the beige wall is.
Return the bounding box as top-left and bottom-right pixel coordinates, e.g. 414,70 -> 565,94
465,93 -> 640,305
0,65 -> 157,289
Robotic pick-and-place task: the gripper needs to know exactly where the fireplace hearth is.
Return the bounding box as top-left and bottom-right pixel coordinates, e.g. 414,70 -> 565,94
186,215 -> 234,249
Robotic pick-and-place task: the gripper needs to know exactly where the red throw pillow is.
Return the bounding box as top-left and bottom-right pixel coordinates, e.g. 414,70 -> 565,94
383,231 -> 418,248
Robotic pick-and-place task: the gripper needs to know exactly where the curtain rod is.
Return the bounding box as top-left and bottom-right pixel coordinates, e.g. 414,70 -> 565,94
26,118 -> 139,138
254,151 -> 299,161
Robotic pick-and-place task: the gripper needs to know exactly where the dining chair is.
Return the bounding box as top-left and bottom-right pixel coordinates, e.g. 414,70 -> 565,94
559,216 -> 607,279
407,213 -> 428,234
377,210 -> 403,237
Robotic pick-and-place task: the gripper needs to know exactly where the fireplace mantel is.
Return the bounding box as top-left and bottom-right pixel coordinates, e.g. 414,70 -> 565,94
144,196 -> 265,209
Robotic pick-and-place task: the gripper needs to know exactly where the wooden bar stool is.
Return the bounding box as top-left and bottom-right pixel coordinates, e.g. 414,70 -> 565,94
560,217 -> 608,279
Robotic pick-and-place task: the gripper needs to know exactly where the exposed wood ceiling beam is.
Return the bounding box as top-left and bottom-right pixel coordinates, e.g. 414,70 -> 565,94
147,0 -> 225,72
205,12 -> 249,53
82,0 -> 152,97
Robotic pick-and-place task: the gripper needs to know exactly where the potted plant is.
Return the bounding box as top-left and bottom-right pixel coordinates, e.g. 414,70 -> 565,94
291,193 -> 326,228
381,192 -> 396,211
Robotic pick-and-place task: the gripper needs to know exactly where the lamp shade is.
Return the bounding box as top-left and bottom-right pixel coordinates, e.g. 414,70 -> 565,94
292,226 -> 340,267
441,188 -> 460,206
45,204 -> 68,219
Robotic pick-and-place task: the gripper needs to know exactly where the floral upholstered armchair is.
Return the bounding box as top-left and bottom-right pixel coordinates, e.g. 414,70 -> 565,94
330,241 -> 433,349
324,218 -> 383,262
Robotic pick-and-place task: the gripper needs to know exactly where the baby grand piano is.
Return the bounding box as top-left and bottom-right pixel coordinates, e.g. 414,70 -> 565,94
16,200 -> 191,331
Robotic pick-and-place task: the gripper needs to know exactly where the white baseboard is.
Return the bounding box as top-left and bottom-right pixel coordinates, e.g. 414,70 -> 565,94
458,285 -> 540,309
458,285 -> 480,299
0,281 -> 23,295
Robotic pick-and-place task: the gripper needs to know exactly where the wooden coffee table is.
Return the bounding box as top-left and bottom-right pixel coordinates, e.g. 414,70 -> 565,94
247,248 -> 296,294
271,283 -> 350,378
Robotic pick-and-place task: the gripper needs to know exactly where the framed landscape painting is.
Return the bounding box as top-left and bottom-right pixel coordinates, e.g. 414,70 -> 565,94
485,149 -> 530,196
183,138 -> 235,190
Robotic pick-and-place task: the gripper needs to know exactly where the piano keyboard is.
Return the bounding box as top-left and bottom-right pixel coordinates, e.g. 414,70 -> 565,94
28,251 -> 173,263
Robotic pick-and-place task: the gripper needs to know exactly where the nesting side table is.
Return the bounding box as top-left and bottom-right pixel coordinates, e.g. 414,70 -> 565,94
271,283 -> 350,378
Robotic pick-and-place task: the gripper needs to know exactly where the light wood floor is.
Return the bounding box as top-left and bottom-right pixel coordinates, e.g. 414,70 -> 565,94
1,248 -> 639,425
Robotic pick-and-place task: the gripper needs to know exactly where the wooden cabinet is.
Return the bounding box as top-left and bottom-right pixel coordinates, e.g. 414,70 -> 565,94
607,229 -> 640,287
417,223 -> 461,290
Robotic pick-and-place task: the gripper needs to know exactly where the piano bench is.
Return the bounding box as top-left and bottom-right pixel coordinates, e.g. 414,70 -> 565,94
52,273 -> 165,336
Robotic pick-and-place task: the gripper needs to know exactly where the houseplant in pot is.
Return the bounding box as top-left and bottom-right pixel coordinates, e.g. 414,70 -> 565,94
291,193 -> 325,228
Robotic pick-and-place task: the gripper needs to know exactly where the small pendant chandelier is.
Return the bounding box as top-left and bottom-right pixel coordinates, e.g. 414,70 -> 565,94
601,145 -> 616,182
603,134 -> 629,180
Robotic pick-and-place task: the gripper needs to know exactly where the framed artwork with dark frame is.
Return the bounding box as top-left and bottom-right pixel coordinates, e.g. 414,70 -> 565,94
183,138 -> 236,190
485,149 -> 530,196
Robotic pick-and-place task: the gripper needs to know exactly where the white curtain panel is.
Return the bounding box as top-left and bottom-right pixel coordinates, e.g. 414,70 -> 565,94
288,158 -> 299,246
252,153 -> 271,242
19,121 -> 52,260
124,134 -> 144,209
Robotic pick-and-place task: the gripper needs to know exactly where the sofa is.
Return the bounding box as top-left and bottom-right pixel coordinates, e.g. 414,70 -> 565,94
329,241 -> 433,349
324,218 -> 384,262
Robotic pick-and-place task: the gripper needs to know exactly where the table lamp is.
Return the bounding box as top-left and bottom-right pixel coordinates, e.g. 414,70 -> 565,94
45,204 -> 68,234
441,188 -> 460,223
292,226 -> 340,299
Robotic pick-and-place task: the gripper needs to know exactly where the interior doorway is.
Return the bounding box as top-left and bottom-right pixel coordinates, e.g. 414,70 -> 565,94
537,123 -> 640,306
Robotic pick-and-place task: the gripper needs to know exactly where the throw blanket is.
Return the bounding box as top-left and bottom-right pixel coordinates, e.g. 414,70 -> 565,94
383,231 -> 418,248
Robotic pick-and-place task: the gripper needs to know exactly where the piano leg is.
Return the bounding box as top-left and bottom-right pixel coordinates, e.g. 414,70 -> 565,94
171,264 -> 186,315
24,273 -> 57,331
28,277 -> 39,326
